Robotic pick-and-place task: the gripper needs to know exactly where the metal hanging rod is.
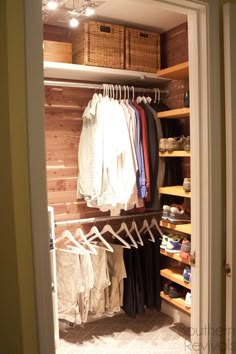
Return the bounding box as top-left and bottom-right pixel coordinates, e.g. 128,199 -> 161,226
44,80 -> 169,96
55,210 -> 161,227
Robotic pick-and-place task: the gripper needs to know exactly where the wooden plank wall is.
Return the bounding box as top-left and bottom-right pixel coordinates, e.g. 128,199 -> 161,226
44,22 -> 190,236
45,86 -> 110,226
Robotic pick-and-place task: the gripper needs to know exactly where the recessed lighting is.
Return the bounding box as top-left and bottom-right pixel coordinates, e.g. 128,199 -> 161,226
69,17 -> 79,28
47,1 -> 58,10
85,7 -> 95,16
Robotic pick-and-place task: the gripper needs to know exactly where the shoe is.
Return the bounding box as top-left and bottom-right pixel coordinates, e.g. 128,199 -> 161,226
160,234 -> 169,249
165,236 -> 182,253
183,266 -> 191,283
159,138 -> 168,152
185,292 -> 191,307
180,239 -> 191,260
166,136 -> 186,151
184,136 -> 190,152
183,178 -> 191,192
169,205 -> 191,224
168,283 -> 185,298
161,205 -> 171,221
160,233 -> 177,249
163,282 -> 170,295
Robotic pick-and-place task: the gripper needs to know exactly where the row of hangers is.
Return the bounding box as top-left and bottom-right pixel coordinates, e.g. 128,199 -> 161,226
55,217 -> 164,256
102,84 -> 161,104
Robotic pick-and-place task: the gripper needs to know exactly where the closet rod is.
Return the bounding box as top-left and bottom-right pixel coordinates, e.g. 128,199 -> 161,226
44,80 -> 168,96
55,211 -> 160,227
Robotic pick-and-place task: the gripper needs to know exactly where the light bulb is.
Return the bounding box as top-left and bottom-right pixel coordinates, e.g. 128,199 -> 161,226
85,7 -> 95,16
47,1 -> 58,10
69,17 -> 79,28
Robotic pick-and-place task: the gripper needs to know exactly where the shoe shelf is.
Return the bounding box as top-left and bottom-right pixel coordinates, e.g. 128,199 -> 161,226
159,151 -> 191,157
160,220 -> 192,235
157,61 -> 189,80
157,108 -> 190,119
160,248 -> 190,265
159,186 -> 191,198
160,268 -> 191,290
160,291 -> 191,315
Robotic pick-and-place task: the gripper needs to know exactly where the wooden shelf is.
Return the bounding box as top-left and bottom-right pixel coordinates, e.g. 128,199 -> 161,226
44,61 -> 169,86
160,248 -> 190,265
160,291 -> 191,315
159,151 -> 190,157
159,186 -> 191,198
160,268 -> 191,290
157,108 -> 190,119
160,221 -> 191,235
157,62 -> 189,80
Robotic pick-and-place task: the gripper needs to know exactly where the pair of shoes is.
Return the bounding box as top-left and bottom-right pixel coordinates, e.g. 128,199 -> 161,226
180,239 -> 191,260
163,282 -> 186,298
183,266 -> 191,283
183,178 -> 191,192
160,234 -> 183,253
159,136 -> 190,152
162,204 -> 191,224
185,292 -> 191,307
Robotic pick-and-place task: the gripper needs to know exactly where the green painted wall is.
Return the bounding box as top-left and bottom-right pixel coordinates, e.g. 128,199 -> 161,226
0,0 -> 39,353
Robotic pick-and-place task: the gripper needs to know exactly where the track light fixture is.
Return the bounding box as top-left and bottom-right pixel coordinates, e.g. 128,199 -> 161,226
42,0 -> 105,28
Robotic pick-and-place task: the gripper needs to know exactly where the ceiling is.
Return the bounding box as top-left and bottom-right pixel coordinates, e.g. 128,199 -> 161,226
43,0 -> 187,32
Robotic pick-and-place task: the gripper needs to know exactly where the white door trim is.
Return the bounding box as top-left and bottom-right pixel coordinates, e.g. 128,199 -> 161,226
23,1 -> 55,353
23,1 -> 222,353
224,3 -> 236,353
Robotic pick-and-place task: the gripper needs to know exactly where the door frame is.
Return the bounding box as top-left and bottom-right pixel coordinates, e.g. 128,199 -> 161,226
23,0 -> 223,353
224,3 -> 236,353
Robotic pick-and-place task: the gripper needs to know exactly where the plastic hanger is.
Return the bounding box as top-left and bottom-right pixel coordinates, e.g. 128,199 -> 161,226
129,220 -> 144,246
72,228 -> 98,255
55,230 -> 88,255
85,225 -> 114,253
149,217 -> 164,237
131,86 -> 135,102
116,222 -> 138,248
139,219 -> 155,242
100,224 -> 131,249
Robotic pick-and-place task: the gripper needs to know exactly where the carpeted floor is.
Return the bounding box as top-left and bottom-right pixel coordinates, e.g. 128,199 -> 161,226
57,309 -> 191,354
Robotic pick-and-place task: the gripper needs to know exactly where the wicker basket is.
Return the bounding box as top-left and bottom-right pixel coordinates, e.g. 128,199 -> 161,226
70,20 -> 124,69
125,27 -> 160,73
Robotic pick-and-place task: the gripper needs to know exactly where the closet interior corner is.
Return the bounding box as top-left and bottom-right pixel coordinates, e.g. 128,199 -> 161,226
43,1 -> 193,352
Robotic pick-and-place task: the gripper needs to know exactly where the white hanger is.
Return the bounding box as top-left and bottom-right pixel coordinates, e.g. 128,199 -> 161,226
156,88 -> 161,104
55,230 -> 88,255
141,95 -> 147,104
154,88 -> 157,103
100,224 -> 131,249
139,219 -> 155,242
129,220 -> 144,246
85,225 -> 114,253
116,222 -> 138,248
150,217 -> 164,237
72,228 -> 98,255
131,86 -> 135,102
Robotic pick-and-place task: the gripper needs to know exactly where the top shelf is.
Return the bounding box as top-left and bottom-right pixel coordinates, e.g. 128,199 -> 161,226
157,61 -> 189,80
44,61 -> 170,86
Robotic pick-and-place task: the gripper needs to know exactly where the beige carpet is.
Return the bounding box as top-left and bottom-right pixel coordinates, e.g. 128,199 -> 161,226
57,309 -> 191,354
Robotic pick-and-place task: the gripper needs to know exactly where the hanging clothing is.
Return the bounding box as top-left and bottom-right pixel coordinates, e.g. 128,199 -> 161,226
89,247 -> 111,317
56,249 -> 84,325
139,101 -> 158,207
104,244 -> 127,315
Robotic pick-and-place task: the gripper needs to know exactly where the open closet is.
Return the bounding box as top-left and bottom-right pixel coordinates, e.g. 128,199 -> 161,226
43,1 -> 192,352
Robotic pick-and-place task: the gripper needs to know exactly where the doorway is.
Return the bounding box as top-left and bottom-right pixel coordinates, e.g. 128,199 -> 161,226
23,0 -> 223,353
